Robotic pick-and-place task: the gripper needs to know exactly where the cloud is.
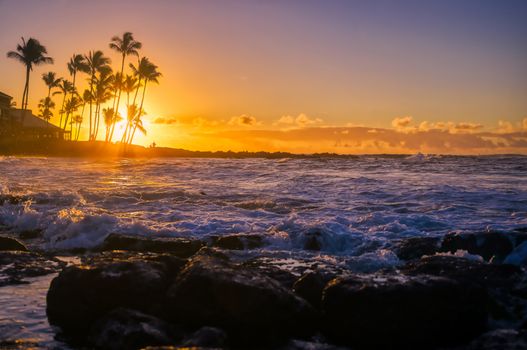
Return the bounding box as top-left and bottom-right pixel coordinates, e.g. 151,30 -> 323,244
228,114 -> 262,126
274,113 -> 323,128
524,118 -> 527,130
205,125 -> 527,154
418,121 -> 483,134
391,116 -> 413,129
152,117 -> 178,125
497,120 -> 515,133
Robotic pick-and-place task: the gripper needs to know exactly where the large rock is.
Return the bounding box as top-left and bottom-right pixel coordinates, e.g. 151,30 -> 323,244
441,231 -> 522,263
322,274 -> 488,348
101,233 -> 203,257
89,308 -> 179,350
465,329 -> 527,350
181,327 -> 228,348
166,253 -> 316,344
0,236 -> 27,251
393,236 -> 441,260
293,271 -> 337,309
46,253 -> 184,336
401,255 -> 522,289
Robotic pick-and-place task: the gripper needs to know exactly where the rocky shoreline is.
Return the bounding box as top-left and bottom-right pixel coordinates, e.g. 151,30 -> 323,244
2,230 -> 527,349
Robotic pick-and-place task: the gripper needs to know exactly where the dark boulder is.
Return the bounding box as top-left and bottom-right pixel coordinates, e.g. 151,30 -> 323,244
212,233 -> 266,250
401,255 -> 522,289
89,308 -> 179,350
0,251 -> 65,286
46,255 -> 175,335
465,329 -> 527,350
322,274 -> 488,348
293,271 -> 337,309
182,327 -> 228,348
166,253 -> 316,344
441,231 -> 514,262
280,339 -> 351,350
393,236 -> 441,260
101,233 -> 203,257
0,236 -> 27,251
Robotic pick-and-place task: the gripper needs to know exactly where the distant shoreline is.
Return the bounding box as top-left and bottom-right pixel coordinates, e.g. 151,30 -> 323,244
0,140 -> 524,158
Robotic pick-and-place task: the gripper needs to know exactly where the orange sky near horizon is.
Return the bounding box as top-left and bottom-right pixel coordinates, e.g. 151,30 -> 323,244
0,0 -> 526,154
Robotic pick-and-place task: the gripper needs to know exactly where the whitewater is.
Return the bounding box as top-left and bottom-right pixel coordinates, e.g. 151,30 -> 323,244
0,155 -> 526,268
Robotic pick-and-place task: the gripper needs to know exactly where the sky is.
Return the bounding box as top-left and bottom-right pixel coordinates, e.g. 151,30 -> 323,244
0,0 -> 526,154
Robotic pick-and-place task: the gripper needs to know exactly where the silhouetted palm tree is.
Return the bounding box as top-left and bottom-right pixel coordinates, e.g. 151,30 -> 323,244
56,80 -> 75,129
109,32 -> 141,135
64,96 -> 82,139
92,70 -> 114,140
7,37 -> 53,111
84,50 -> 111,140
42,72 -> 61,99
128,57 -> 161,144
38,96 -> 55,125
63,54 -> 89,130
72,114 -> 83,141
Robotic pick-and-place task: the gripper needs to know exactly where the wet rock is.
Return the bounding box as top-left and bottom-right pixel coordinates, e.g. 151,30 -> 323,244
101,233 -> 204,257
89,308 -> 179,350
280,339 -> 350,350
167,253 -> 316,344
441,231 -> 515,263
0,236 -> 27,251
0,194 -> 27,205
401,255 -> 523,289
293,271 -> 337,309
465,329 -> 527,350
47,256 -> 175,335
322,274 -> 488,348
182,327 -> 228,348
242,258 -> 299,289
393,236 -> 441,260
0,251 -> 65,286
18,229 -> 43,239
212,233 -> 265,250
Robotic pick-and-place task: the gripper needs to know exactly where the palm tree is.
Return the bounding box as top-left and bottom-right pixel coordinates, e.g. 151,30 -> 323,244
42,72 -> 61,98
128,57 -> 161,144
92,70 -> 114,140
72,114 -> 83,141
64,96 -> 82,138
38,96 -> 55,125
64,54 -> 89,130
84,50 -> 111,140
56,80 -> 75,129
7,37 -> 53,111
109,32 -> 141,134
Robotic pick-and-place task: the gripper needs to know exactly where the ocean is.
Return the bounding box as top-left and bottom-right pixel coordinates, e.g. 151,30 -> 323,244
0,154 -> 526,347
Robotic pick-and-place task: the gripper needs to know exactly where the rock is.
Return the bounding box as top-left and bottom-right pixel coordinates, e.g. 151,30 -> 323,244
212,233 -> 265,250
393,236 -> 441,260
242,258 -> 299,289
0,236 -> 27,251
0,251 -> 65,286
293,271 -> 336,309
182,327 -> 228,348
441,231 -> 514,262
465,329 -> 527,350
46,255 -> 177,336
280,339 -> 350,350
101,233 -> 204,257
18,229 -> 43,239
166,253 -> 316,344
401,255 -> 522,289
89,308 -> 179,350
322,274 -> 488,348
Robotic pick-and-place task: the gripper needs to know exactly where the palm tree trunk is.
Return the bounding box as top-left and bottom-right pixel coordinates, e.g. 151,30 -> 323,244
63,72 -> 77,131
23,66 -> 30,110
89,74 -> 94,140
58,95 -> 66,130
129,82 -> 148,145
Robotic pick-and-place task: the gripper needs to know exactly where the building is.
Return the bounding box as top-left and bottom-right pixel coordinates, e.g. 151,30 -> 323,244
0,91 -> 70,140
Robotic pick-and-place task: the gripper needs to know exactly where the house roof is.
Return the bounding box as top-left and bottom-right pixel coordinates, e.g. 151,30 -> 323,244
0,91 -> 13,100
10,109 -> 64,131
